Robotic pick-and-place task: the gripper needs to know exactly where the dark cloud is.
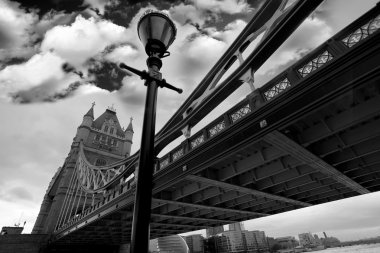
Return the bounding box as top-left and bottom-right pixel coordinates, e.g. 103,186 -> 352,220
10,80 -> 85,103
87,59 -> 130,92
43,81 -> 84,102
0,57 -> 28,71
104,0 -> 175,27
9,0 -> 88,16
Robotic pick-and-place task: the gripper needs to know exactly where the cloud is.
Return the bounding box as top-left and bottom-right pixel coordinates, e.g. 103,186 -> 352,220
83,0 -> 119,15
170,3 -> 212,27
40,15 -> 129,67
11,81 -> 87,103
9,0 -> 87,16
0,0 -> 39,63
190,0 -> 251,14
87,60 -> 129,92
0,51 -> 71,101
34,11 -> 77,37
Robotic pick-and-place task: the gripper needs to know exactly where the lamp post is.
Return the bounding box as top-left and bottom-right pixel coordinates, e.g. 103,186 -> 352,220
119,10 -> 181,253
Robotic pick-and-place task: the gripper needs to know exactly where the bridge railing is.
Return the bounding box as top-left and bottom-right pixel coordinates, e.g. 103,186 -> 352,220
55,176 -> 136,233
154,3 -> 380,174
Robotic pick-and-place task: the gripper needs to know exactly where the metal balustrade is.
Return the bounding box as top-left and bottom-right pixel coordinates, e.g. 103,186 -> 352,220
154,5 -> 380,175
342,14 -> 380,47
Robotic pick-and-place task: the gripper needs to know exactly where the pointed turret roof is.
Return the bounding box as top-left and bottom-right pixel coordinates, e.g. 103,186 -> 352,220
92,108 -> 125,137
84,102 -> 95,118
126,117 -> 134,133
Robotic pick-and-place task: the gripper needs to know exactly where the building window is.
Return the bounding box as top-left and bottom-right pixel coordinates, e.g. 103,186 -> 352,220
101,135 -> 106,142
110,128 -> 114,135
95,135 -> 100,141
104,126 -> 109,132
95,158 -> 106,166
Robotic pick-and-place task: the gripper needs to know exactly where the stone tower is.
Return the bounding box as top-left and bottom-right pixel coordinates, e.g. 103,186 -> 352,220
32,104 -> 133,235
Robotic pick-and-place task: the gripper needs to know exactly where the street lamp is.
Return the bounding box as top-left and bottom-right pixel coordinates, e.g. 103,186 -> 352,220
119,9 -> 181,253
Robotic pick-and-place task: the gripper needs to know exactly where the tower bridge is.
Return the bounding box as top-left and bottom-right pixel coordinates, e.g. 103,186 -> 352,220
30,1 -> 380,251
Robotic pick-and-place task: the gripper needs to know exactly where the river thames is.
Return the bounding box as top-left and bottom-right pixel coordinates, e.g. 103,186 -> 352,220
319,244 -> 380,253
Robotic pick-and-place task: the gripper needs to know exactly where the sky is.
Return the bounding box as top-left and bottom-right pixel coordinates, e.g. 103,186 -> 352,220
0,0 -> 379,241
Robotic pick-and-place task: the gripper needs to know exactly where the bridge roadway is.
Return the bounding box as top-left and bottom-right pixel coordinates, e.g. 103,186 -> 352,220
53,5 -> 380,246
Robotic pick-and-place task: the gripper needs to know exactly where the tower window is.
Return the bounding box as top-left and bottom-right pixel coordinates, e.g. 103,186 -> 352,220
95,158 -> 106,166
110,128 -> 114,134
104,126 -> 109,132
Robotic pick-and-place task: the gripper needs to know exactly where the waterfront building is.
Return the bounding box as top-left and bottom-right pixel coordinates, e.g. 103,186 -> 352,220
150,235 -> 189,253
313,234 -> 322,245
251,230 -> 269,252
204,237 -> 218,253
266,237 -> 276,251
229,222 -> 245,232
185,234 -> 204,253
242,231 -> 259,253
216,230 -> 246,253
320,232 -> 341,248
299,233 -> 319,248
206,225 -> 224,238
275,236 -> 299,250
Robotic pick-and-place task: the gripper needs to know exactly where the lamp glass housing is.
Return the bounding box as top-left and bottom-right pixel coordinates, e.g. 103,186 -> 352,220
137,10 -> 177,57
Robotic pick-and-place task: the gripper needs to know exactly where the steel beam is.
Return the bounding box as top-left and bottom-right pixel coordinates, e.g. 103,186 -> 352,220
152,198 -> 266,217
151,213 -> 231,223
263,131 -> 370,194
186,175 -> 310,207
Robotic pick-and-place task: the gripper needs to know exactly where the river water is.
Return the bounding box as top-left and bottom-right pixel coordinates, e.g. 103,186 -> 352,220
319,244 -> 380,253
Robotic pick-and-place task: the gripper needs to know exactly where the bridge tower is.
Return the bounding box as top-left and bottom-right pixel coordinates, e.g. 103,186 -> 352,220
32,104 -> 134,235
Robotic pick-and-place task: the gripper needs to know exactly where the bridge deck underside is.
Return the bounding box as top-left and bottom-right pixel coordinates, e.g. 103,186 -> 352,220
56,62 -> 380,246
54,15 -> 380,245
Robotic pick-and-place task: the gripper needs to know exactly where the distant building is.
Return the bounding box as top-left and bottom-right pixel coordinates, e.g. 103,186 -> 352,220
320,232 -> 341,248
298,233 -> 316,248
229,222 -> 245,232
266,237 -> 276,251
204,237 -> 218,253
313,234 -> 322,245
185,234 -> 204,253
1,226 -> 23,235
206,225 -> 224,238
242,231 -> 259,253
298,232 -> 326,250
149,235 -> 189,253
250,230 -> 269,252
215,230 -> 246,253
275,236 -> 299,250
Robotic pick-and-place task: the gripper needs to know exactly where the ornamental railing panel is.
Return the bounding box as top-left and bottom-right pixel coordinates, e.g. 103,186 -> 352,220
190,134 -> 205,149
230,104 -> 252,123
208,120 -> 226,138
159,157 -> 170,169
172,148 -> 184,161
263,78 -> 291,101
297,50 -> 333,77
342,14 -> 380,47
